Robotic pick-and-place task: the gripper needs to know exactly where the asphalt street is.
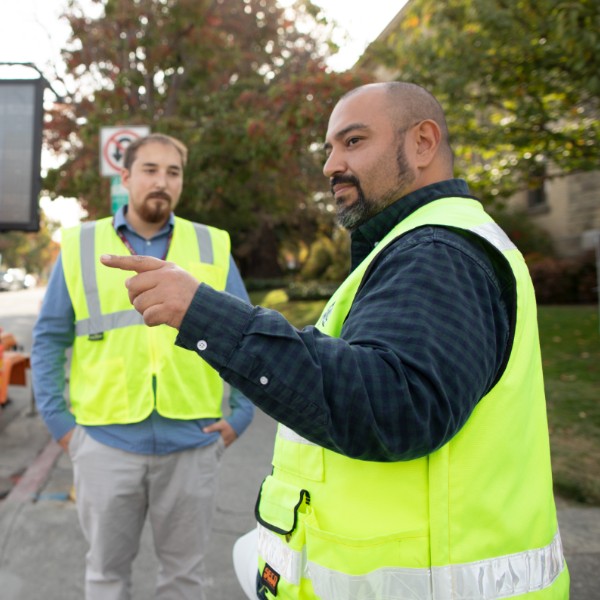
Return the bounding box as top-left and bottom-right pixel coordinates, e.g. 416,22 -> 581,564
0,287 -> 598,599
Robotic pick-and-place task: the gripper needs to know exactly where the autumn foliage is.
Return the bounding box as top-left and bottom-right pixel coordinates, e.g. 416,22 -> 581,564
43,0 -> 369,276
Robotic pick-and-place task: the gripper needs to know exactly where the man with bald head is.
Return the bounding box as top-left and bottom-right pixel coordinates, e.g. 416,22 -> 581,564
102,83 -> 568,599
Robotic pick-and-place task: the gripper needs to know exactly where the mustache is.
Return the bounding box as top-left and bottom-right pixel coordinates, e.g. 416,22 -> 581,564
330,174 -> 360,195
146,191 -> 171,202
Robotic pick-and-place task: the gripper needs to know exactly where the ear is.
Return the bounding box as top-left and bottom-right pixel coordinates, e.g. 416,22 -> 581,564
121,168 -> 131,190
413,119 -> 441,168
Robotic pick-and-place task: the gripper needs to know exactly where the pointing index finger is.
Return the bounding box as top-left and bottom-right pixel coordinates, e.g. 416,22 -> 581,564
100,254 -> 166,273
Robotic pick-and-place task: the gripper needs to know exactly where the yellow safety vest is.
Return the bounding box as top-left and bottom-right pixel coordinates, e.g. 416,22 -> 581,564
61,216 -> 230,424
255,197 -> 569,599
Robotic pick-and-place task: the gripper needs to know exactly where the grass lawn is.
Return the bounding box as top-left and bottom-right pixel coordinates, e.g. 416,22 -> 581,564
538,305 -> 600,505
250,290 -> 600,505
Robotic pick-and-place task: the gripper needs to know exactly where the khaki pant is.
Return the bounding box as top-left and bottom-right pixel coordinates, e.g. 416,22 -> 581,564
69,426 -> 225,600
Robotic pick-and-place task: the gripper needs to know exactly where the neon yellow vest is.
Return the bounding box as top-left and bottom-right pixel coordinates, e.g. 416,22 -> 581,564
62,216 -> 230,424
255,198 -> 568,599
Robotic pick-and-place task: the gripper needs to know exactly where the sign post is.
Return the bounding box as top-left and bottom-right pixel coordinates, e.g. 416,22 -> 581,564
100,126 -> 150,214
110,176 -> 129,215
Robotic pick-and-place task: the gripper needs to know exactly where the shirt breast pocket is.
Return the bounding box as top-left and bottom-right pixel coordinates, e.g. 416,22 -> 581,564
186,263 -> 227,291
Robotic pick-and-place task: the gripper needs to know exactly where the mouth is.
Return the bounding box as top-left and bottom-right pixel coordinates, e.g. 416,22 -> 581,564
146,193 -> 171,203
332,182 -> 353,195
331,176 -> 359,201
332,183 -> 358,205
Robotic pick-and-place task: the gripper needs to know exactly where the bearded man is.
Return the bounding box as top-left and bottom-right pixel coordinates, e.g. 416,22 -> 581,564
32,133 -> 254,600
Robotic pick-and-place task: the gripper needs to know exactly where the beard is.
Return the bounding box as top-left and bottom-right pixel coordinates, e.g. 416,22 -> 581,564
334,180 -> 371,231
139,192 -> 172,223
334,140 -> 416,231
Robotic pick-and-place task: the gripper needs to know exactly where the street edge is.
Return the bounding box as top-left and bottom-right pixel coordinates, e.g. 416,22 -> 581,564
4,440 -> 63,503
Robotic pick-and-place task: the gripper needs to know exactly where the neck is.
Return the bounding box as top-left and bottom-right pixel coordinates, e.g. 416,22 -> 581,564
125,208 -> 168,240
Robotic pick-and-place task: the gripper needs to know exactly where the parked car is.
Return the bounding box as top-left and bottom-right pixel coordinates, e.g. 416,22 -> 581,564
23,273 -> 38,289
0,268 -> 27,292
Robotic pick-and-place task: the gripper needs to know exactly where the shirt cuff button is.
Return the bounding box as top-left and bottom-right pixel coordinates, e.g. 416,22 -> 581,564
259,376 -> 269,385
196,340 -> 208,351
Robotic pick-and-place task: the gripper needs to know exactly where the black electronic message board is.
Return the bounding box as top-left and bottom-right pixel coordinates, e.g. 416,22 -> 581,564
0,78 -> 44,232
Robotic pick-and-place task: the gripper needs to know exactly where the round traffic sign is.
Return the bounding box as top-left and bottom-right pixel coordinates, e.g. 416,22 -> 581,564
102,128 -> 144,174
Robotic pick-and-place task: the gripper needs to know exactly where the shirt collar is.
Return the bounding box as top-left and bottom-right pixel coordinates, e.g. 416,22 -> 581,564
350,179 -> 473,270
114,204 -> 175,238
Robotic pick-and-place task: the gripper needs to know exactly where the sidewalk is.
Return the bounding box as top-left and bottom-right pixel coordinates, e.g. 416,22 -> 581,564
0,384 -> 599,599
0,386 -> 276,599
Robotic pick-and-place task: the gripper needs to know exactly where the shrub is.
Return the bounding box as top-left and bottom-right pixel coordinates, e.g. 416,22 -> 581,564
243,277 -> 292,292
491,209 -> 555,257
287,281 -> 340,301
528,251 -> 597,304
298,229 -> 350,282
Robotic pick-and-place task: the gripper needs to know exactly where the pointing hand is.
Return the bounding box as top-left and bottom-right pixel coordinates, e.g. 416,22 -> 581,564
100,254 -> 200,329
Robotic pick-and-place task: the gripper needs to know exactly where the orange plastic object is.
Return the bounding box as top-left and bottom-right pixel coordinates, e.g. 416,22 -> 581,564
0,331 -> 31,406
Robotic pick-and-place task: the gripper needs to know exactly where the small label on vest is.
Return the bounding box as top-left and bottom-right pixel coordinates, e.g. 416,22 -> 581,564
320,301 -> 335,327
261,563 -> 280,596
88,332 -> 104,341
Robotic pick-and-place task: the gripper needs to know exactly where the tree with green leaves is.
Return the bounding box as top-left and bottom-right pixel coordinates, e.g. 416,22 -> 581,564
43,0 -> 367,276
0,214 -> 56,277
367,0 -> 600,202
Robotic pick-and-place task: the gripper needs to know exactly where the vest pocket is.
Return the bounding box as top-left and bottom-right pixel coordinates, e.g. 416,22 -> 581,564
255,475 -> 311,536
187,263 -> 226,290
303,511 -> 430,585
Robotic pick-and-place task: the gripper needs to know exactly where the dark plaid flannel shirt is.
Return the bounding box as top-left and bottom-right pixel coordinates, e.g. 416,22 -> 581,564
177,179 -> 515,461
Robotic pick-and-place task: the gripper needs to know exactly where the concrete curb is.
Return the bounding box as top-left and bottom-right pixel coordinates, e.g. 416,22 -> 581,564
4,440 -> 62,503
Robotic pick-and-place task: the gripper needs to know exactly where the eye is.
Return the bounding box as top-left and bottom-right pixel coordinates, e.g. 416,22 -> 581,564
346,137 -> 362,147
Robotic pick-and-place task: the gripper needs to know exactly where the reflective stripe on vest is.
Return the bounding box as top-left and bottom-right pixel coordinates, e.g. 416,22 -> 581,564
470,222 -> 516,253
278,424 -> 318,446
258,524 -> 565,600
75,222 -> 214,337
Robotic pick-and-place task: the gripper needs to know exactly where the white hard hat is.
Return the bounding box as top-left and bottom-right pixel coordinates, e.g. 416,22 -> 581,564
233,528 -> 259,599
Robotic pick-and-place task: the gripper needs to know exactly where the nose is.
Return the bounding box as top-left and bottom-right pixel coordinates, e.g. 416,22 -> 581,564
323,148 -> 345,179
154,171 -> 167,189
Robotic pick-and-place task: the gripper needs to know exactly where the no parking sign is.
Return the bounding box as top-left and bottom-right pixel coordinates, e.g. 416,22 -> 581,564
100,126 -> 150,177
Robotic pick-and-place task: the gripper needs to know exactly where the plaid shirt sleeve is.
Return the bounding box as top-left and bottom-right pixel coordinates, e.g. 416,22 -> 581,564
176,226 -> 513,462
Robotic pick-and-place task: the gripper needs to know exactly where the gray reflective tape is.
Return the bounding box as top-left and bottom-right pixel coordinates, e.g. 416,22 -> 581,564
309,562 -> 431,600
470,223 -> 517,252
75,309 -> 145,337
429,530 -> 565,600
258,523 -> 306,585
193,223 -> 214,264
258,524 -> 565,600
79,222 -> 104,335
75,221 -> 212,337
278,424 -> 318,446
77,223 -> 145,337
